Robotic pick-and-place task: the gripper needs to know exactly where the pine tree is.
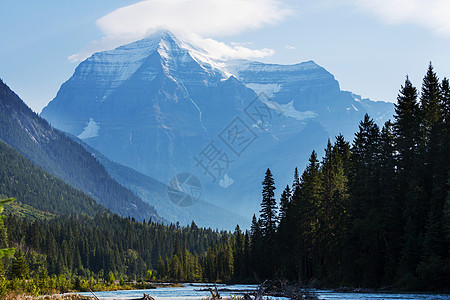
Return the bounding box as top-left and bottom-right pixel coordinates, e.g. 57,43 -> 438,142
350,114 -> 381,215
321,137 -> 351,281
417,65 -> 449,287
394,76 -> 420,172
393,76 -> 426,280
260,168 -> 277,238
420,63 -> 443,197
288,151 -> 323,281
379,121 -> 402,282
421,63 -> 442,137
10,248 -> 29,280
303,151 -> 323,279
259,168 -> 278,277
232,225 -> 243,280
347,114 -> 384,287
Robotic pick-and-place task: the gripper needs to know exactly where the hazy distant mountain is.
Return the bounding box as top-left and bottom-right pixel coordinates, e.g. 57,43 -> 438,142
41,30 -> 394,218
74,137 -> 249,229
0,79 -> 161,222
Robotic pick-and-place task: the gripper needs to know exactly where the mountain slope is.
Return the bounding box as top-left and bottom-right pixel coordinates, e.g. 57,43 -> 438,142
0,139 -> 105,216
40,31 -> 394,218
0,78 -> 161,222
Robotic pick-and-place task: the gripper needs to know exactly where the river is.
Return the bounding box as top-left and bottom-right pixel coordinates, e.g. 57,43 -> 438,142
79,283 -> 450,300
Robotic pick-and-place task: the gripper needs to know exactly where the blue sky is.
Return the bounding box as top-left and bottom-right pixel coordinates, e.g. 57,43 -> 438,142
1,0 -> 450,113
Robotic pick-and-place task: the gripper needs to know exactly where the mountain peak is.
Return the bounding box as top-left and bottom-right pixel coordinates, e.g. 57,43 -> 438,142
144,29 -> 178,42
100,30 -> 181,56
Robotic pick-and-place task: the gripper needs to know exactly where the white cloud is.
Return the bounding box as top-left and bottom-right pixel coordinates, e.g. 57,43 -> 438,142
70,0 -> 290,62
69,34 -> 142,62
285,45 -> 296,50
97,0 -> 290,37
351,0 -> 450,37
184,32 -> 275,60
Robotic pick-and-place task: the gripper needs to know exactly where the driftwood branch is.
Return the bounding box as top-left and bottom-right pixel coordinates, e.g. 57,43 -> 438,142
89,288 -> 100,300
143,293 -> 155,300
208,284 -> 221,299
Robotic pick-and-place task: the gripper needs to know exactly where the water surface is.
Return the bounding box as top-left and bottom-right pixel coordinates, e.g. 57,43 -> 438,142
80,283 -> 450,300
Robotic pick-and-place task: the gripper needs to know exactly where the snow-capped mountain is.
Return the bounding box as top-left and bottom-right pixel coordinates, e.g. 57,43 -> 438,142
41,30 -> 394,221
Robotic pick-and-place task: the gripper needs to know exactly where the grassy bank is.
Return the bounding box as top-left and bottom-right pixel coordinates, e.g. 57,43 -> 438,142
1,293 -> 91,300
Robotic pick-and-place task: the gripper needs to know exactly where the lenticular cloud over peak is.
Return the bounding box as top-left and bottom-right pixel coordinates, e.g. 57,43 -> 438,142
69,0 -> 290,62
97,0 -> 290,37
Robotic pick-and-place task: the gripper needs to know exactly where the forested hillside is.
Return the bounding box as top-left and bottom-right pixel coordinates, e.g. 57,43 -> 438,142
0,140 -> 104,216
0,79 -> 160,222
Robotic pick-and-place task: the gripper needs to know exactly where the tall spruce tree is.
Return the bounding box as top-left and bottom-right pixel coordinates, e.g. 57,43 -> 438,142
259,168 -> 277,277
347,114 -> 384,287
232,225 -> 244,280
394,76 -> 420,171
417,70 -> 450,288
393,76 -> 426,279
260,168 -> 277,238
421,63 -> 442,137
379,121 -> 402,282
323,137 -> 350,281
10,248 -> 29,280
295,151 -> 323,280
350,114 -> 381,215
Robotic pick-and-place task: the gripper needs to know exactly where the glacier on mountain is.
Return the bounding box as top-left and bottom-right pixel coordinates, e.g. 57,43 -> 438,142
78,118 -> 100,139
244,83 -> 282,97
